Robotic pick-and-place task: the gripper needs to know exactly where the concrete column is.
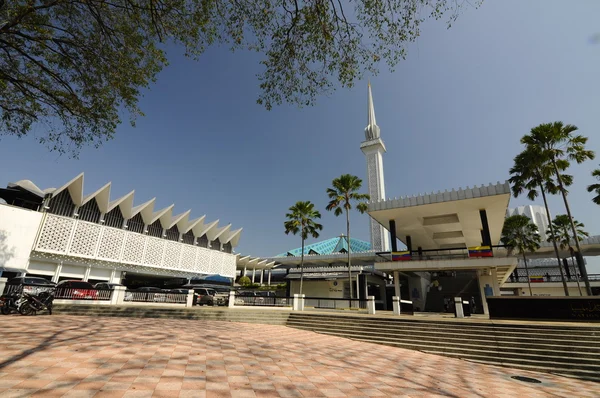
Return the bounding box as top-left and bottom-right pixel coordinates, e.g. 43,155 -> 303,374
185,290 -> 195,307
243,266 -> 247,277
252,268 -> 256,283
83,266 -> 91,281
112,286 -> 126,305
393,271 -> 401,297
479,209 -> 492,248
367,296 -> 376,314
228,291 -> 236,308
392,296 -> 401,315
260,270 -> 264,285
478,269 -> 495,315
268,270 -> 272,286
389,220 -> 397,252
491,267 -> 500,296
52,262 -> 63,283
0,277 -> 7,295
454,297 -> 464,318
293,294 -> 300,311
299,294 -> 305,311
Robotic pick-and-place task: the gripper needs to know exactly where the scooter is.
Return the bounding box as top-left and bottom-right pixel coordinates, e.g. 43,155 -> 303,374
19,291 -> 55,316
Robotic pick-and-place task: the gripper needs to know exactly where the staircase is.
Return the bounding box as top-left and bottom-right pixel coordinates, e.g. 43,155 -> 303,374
53,304 -> 291,325
285,312 -> 600,382
53,305 -> 600,382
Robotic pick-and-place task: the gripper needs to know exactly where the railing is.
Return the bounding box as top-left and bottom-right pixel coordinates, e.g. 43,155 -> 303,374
303,297 -> 367,310
589,274 -> 600,281
55,288 -> 112,301
123,290 -> 188,304
507,267 -> 583,283
234,296 -> 292,307
2,284 -> 55,297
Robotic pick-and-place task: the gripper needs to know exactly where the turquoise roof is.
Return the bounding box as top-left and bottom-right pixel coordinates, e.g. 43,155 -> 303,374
276,236 -> 371,257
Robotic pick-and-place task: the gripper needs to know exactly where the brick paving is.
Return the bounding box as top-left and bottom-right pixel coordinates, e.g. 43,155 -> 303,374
0,315 -> 597,397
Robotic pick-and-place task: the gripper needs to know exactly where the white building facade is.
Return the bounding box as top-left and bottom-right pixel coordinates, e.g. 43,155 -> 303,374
0,173 -> 241,284
506,205 -> 549,239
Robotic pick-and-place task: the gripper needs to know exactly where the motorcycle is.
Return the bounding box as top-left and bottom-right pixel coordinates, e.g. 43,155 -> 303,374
0,292 -> 22,315
19,291 -> 55,316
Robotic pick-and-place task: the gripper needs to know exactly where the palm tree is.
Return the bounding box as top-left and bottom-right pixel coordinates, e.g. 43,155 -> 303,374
509,146 -> 571,296
501,215 -> 542,296
587,165 -> 600,205
326,174 -> 370,299
547,214 -> 589,296
284,201 -> 323,297
521,122 -> 595,295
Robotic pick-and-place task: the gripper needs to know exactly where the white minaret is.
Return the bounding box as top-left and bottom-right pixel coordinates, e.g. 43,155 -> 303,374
360,84 -> 390,251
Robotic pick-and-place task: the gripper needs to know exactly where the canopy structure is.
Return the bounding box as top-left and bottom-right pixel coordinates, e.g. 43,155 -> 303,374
2,173 -> 243,249
276,235 -> 371,257
367,182 -> 511,251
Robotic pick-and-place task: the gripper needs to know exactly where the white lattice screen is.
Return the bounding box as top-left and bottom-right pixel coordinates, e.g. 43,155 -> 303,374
97,228 -> 125,260
35,214 -> 237,276
36,215 -> 74,253
68,222 -> 101,257
122,233 -> 145,264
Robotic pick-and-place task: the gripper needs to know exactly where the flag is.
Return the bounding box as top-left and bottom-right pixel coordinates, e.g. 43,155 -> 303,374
468,246 -> 493,258
530,276 -> 544,283
391,251 -> 411,261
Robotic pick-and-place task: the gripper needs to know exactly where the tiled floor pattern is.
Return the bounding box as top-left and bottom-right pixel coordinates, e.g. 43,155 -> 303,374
0,315 -> 597,397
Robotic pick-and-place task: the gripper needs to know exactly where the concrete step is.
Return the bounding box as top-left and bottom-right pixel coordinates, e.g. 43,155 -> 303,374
289,324 -> 600,370
287,322 -> 600,358
284,319 -> 600,349
288,314 -> 600,335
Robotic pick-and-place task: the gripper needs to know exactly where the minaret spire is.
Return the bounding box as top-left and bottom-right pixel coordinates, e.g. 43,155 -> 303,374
360,82 -> 389,252
364,83 -> 380,141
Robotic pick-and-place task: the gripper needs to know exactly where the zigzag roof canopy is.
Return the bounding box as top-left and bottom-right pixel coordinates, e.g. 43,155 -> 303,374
8,172 -> 243,248
276,235 -> 372,257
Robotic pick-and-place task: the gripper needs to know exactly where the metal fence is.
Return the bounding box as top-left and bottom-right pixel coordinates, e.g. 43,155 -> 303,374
509,267 -> 582,283
2,284 -> 55,297
123,290 -> 188,304
234,296 -> 292,307
55,288 -> 112,301
304,297 -> 367,310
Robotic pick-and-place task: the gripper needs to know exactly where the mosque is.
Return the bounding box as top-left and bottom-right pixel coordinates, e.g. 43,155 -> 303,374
1,86 -> 599,310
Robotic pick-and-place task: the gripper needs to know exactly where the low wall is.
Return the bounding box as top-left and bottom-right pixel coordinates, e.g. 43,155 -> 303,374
487,296 -> 600,322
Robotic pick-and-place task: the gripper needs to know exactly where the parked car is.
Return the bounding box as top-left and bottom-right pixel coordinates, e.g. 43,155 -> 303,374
192,287 -> 217,306
2,277 -> 55,295
136,286 -> 168,302
93,282 -> 123,290
55,280 -> 97,299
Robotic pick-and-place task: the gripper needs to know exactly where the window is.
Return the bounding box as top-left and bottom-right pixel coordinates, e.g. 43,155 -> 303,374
223,242 -> 233,253
48,190 -> 75,217
78,199 -> 101,223
210,238 -> 221,251
104,206 -> 125,228
147,220 -> 163,238
127,213 -> 145,234
182,230 -> 195,245
165,225 -> 180,241
197,235 -> 209,248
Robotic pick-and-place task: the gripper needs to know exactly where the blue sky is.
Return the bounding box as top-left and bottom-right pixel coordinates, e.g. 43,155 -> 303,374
1,1 -> 599,269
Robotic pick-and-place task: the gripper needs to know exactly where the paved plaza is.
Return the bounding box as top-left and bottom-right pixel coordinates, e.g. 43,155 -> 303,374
0,316 -> 597,397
